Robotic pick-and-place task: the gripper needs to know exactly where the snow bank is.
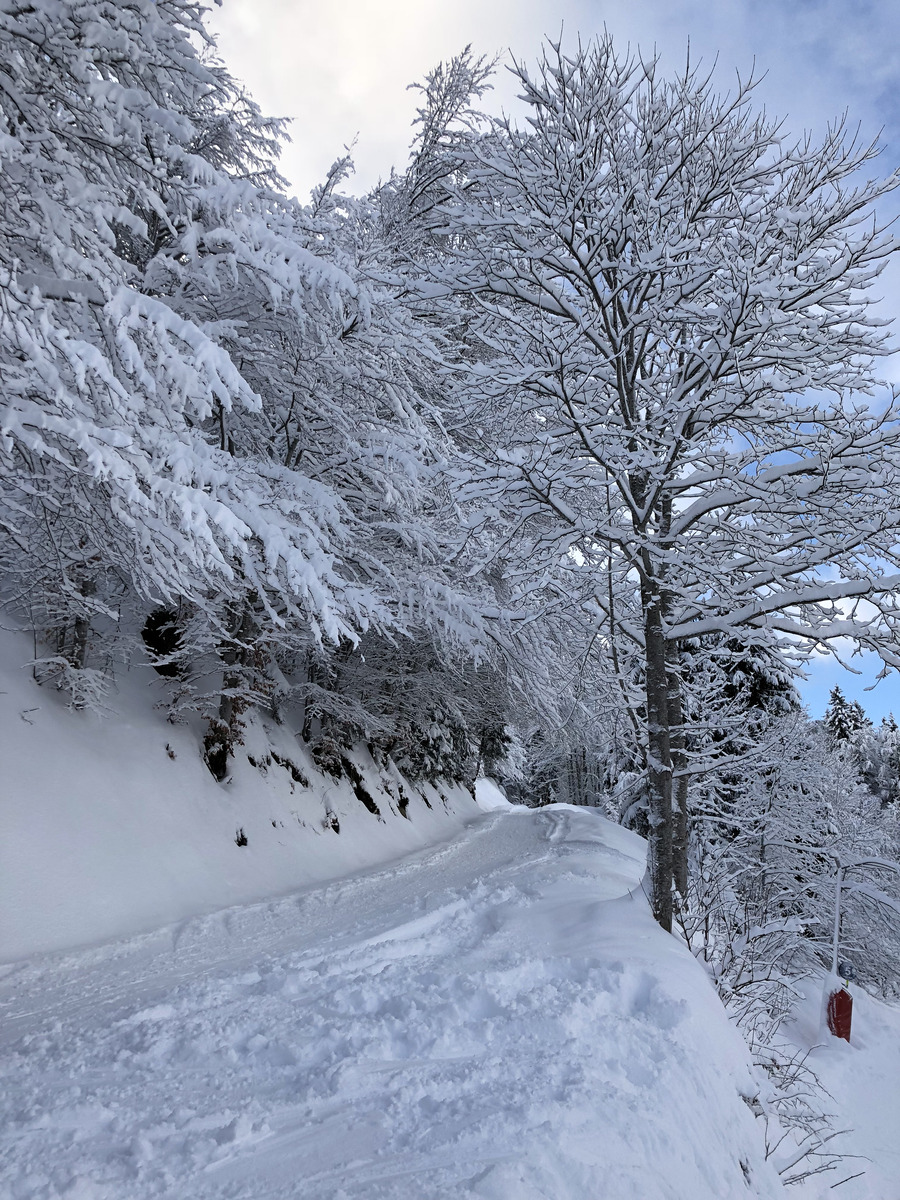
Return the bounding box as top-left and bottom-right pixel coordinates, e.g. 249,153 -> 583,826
474,776 -> 516,811
0,627 -> 481,961
0,626 -> 797,1197
0,803 -> 786,1199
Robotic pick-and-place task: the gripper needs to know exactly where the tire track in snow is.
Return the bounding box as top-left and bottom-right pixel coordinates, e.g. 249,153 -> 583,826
0,811 -> 517,1042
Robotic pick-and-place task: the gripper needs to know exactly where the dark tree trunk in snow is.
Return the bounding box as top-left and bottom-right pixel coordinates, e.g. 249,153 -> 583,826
71,577 -> 96,672
204,604 -> 255,782
642,576 -> 674,932
667,643 -> 690,899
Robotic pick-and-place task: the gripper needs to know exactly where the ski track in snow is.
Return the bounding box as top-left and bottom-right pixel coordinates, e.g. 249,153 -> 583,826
0,806 -> 784,1200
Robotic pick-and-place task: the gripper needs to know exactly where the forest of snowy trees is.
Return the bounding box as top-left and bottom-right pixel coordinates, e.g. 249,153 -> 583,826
3,4 -> 900,1171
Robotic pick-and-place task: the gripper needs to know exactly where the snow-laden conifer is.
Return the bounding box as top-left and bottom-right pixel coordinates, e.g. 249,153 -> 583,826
0,1 -> 489,768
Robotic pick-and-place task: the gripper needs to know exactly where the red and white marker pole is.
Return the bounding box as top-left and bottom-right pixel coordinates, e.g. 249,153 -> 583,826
827,868 -> 853,1042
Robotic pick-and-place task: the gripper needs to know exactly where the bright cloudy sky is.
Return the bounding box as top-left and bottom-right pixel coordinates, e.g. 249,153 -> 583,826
208,0 -> 900,721
209,0 -> 900,200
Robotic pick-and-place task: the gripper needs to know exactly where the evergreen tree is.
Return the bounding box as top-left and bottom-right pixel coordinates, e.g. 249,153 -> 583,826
0,1 -> 495,776
855,714 -> 900,806
823,686 -> 870,743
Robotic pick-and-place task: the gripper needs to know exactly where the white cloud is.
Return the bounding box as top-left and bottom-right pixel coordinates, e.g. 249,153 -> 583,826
209,0 -> 557,197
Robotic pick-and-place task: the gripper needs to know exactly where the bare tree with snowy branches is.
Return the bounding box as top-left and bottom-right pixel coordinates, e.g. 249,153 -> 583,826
428,36 -> 900,929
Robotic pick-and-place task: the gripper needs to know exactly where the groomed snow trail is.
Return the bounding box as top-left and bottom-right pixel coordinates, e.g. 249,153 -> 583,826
0,806 -> 784,1199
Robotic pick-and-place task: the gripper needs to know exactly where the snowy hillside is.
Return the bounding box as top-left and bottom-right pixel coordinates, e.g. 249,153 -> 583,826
0,626 -> 481,962
0,626 -> 782,1197
4,627 -> 900,1197
787,980 -> 900,1200
0,799 -> 789,1199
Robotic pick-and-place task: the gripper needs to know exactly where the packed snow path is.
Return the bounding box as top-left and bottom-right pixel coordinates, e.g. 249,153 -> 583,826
0,806 -> 783,1199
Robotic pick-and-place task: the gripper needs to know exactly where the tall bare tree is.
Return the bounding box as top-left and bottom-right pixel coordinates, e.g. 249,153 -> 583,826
428,37 -> 900,929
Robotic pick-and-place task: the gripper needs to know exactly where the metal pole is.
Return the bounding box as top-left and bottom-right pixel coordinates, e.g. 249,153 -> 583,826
831,865 -> 844,976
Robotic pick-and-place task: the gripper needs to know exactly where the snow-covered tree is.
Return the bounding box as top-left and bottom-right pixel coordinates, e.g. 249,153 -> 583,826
0,1 -> 366,666
424,36 -> 900,929
683,713 -> 900,1006
823,686 -> 870,743
380,45 -> 496,257
857,714 -> 900,805
678,714 -> 898,1181
0,1 -> 494,775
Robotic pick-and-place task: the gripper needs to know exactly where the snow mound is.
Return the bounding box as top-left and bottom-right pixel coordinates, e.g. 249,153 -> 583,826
475,777 -> 516,811
787,978 -> 900,1199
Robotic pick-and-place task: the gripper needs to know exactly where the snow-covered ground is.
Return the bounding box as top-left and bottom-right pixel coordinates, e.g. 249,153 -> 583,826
790,979 -> 900,1200
2,626 -> 899,1199
0,626 -> 481,961
0,802 -> 788,1199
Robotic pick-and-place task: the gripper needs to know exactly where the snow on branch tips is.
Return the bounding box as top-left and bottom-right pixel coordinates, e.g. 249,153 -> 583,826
425,32 -> 900,930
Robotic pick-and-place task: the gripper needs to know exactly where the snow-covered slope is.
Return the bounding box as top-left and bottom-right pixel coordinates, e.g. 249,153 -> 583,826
0,627 -> 481,962
0,803 -> 786,1199
788,979 -> 900,1200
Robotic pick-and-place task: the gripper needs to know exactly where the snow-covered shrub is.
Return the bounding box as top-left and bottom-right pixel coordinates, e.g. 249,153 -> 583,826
678,712 -> 900,1180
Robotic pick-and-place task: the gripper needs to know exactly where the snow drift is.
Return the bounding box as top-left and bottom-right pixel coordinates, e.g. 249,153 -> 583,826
0,623 -> 791,1196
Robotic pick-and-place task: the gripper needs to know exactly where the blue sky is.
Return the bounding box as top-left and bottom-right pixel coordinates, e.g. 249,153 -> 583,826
801,649 -> 899,723
209,0 -> 900,724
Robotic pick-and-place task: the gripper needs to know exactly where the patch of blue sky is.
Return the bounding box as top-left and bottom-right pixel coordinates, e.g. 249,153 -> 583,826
800,647 -> 899,722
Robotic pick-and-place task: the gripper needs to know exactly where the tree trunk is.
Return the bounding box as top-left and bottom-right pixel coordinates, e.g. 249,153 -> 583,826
71,577 -> 96,671
204,603 -> 255,782
667,642 -> 690,898
642,578 -> 674,931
